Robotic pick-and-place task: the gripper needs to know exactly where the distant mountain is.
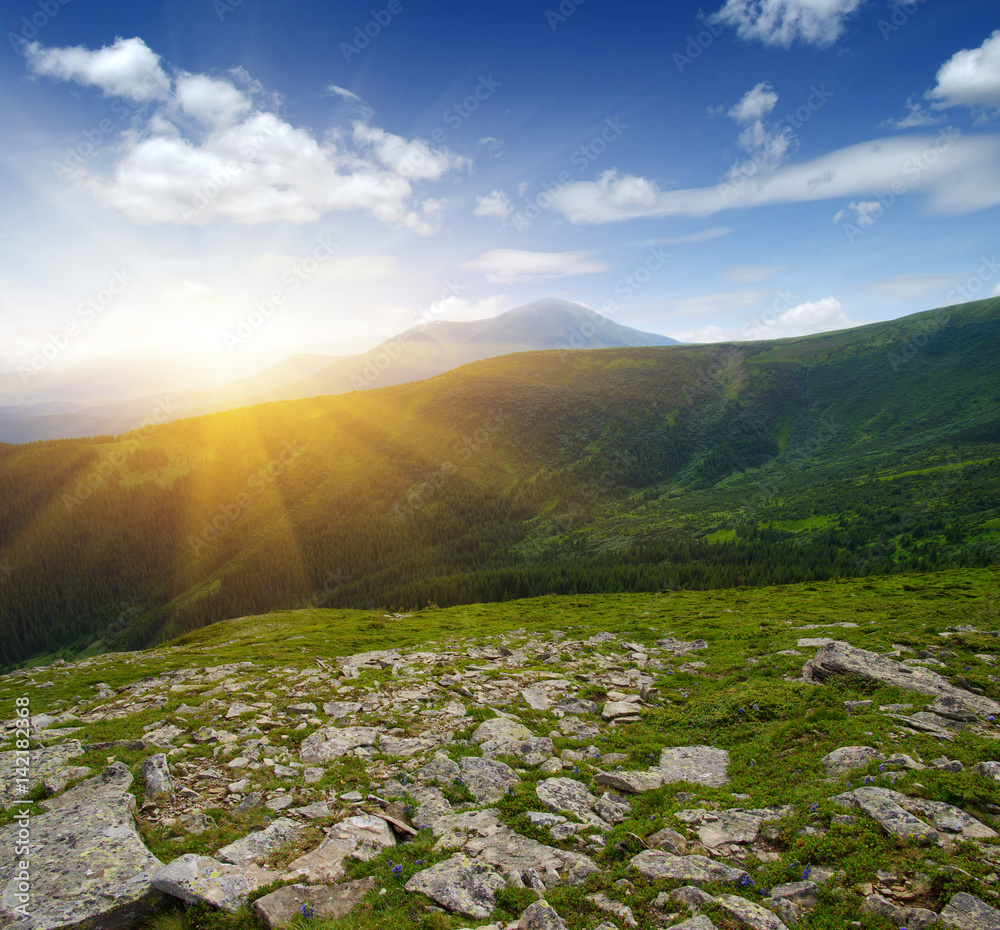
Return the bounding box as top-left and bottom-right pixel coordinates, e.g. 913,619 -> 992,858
0,300 -> 676,442
256,298 -> 679,403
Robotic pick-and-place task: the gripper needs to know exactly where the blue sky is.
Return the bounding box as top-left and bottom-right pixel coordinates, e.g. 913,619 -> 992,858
1,0 -> 999,386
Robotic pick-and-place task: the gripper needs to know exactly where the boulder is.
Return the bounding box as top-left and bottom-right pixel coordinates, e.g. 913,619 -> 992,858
141,752 -> 172,799
151,853 -> 275,912
535,777 -> 608,829
404,853 -> 507,919
595,769 -> 663,793
832,787 -> 938,845
821,746 -> 883,777
940,892 -> 1000,929
0,763 -> 164,929
299,726 -> 379,764
803,642 -> 1000,718
658,746 -> 730,787
714,893 -> 790,930
519,900 -> 569,929
473,717 -> 532,745
629,851 -> 747,885
0,740 -> 85,808
252,878 -> 375,928
286,814 -> 394,882
458,756 -> 519,803
216,817 -> 303,866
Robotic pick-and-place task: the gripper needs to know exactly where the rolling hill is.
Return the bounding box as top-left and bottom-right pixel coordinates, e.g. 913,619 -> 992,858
0,296 -> 997,668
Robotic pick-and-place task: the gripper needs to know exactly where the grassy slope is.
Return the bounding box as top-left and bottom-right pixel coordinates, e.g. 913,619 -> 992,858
1,567 -> 999,929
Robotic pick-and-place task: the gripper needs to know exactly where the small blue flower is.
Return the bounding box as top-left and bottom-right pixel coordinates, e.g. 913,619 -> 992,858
802,866 -> 812,880
300,902 -> 314,919
810,803 -> 817,812
989,715 -> 997,723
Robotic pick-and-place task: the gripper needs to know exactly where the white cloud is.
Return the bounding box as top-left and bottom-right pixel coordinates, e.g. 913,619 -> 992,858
176,73 -> 252,128
992,281 -> 1000,297
728,82 -> 779,123
633,227 -> 733,246
709,0 -> 864,48
473,189 -> 514,220
768,296 -> 851,336
24,37 -> 468,233
885,97 -> 939,129
25,36 -> 170,100
725,264 -> 781,284
833,199 -> 882,227
461,249 -> 609,284
550,133 -> 1000,223
326,84 -> 362,102
422,294 -> 509,323
927,31 -> 1000,112
857,276 -> 958,300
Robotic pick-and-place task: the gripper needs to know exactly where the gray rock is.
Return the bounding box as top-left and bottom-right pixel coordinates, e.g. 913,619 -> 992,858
768,880 -> 818,909
143,723 -> 186,746
594,791 -> 632,823
658,746 -> 730,787
151,853 -> 273,912
940,892 -> 1000,929
265,794 -> 295,811
286,814 -> 394,882
803,642 -> 1000,718
648,826 -> 688,854
821,746 -> 883,777
522,688 -> 552,711
473,717 -> 532,745
404,853 -> 507,919
236,792 -> 263,813
587,892 -> 638,928
603,701 -> 643,720
697,807 -> 791,849
216,817 -> 303,866
0,740 -> 85,808
666,919 -> 718,930
459,756 -> 520,803
554,697 -> 600,715
299,725 -> 380,763
519,900 -> 569,929
977,761 -> 1000,782
629,851 -> 748,884
252,878 -> 374,928
141,752 -> 172,799
0,762 -> 163,929
321,700 -> 362,718
714,894 -> 790,930
595,769 -> 663,793
535,777 -> 608,828
832,787 -> 938,845
657,637 -> 709,655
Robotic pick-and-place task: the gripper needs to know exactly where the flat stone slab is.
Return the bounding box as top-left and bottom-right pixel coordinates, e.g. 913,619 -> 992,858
286,814 -> 394,882
459,756 -> 520,803
833,787 -> 938,845
378,734 -> 436,757
629,851 -> 747,885
0,740 -> 85,808
603,701 -> 643,720
253,878 -> 374,928
821,746 -> 883,777
940,892 -> 1000,929
535,777 -> 608,828
152,854 -> 275,912
804,642 -> 1000,718
714,893 -> 790,930
299,726 -> 380,764
595,769 -> 663,793
696,807 -> 792,849
404,853 -> 507,919
217,817 -> 303,866
473,717 -> 532,744
658,746 -> 730,787
0,762 -> 163,930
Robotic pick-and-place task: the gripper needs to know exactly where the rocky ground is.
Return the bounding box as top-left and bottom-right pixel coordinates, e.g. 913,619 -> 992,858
2,590 -> 1000,929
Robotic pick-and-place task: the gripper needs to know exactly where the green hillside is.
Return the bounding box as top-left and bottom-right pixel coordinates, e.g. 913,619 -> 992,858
1,297 -> 998,668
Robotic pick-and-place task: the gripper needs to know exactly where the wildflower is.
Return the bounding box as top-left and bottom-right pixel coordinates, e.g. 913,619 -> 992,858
301,902 -> 314,919
802,866 -> 812,881
810,803 -> 817,812
738,707 -> 745,714
989,715 -> 997,723
740,875 -> 755,886
752,704 -> 759,711
391,864 -> 403,878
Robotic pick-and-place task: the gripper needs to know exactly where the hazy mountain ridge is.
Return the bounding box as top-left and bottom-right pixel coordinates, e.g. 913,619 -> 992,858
0,300 -> 677,443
